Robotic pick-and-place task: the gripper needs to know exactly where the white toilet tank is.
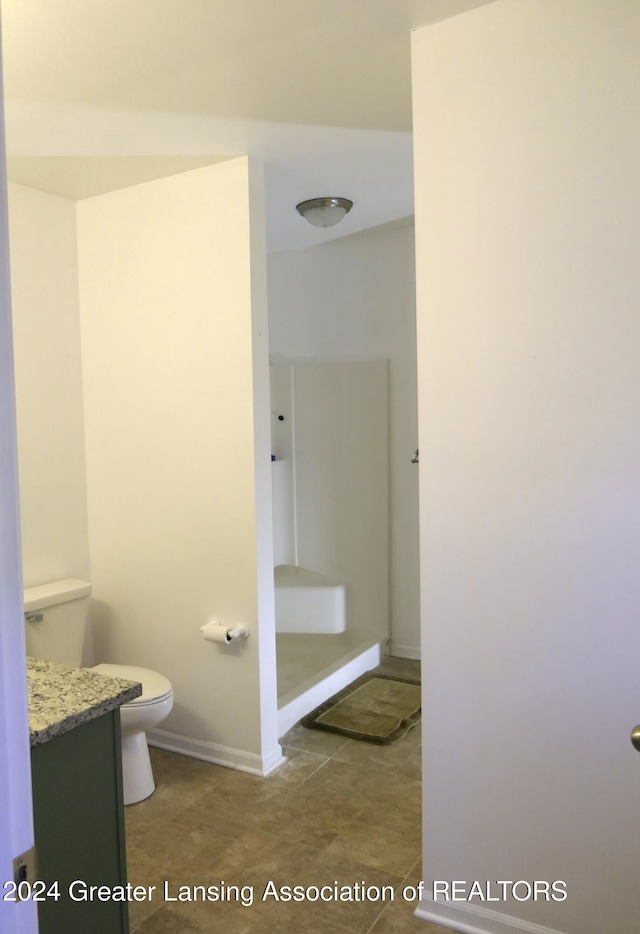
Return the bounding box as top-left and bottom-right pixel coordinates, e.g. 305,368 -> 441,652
23,578 -> 92,667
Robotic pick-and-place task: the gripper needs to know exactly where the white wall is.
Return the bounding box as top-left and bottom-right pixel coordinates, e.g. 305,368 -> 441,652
77,159 -> 281,774
271,361 -> 389,644
413,2 -> 640,933
8,182 -> 90,588
267,223 -> 419,656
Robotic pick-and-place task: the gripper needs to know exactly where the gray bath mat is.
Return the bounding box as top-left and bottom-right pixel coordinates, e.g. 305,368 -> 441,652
301,673 -> 421,745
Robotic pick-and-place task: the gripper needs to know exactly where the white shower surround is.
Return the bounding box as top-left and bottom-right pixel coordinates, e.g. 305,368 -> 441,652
274,564 -> 346,634
270,361 -> 389,647
267,226 -> 419,659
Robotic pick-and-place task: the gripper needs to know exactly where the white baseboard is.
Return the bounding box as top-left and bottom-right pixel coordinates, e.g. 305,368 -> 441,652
416,895 -> 567,934
390,642 -> 421,660
147,727 -> 286,777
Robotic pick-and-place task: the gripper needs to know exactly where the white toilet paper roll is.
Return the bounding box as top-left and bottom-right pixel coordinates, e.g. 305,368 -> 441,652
200,621 -> 233,643
201,620 -> 250,643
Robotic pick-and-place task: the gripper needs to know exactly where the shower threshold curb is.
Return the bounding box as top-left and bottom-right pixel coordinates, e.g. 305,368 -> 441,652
276,639 -> 382,737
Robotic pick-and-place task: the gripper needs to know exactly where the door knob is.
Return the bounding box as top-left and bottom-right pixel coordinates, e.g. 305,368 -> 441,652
631,725 -> 640,752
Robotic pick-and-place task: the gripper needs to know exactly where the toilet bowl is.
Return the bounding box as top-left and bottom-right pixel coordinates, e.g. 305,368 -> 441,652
92,663 -> 174,806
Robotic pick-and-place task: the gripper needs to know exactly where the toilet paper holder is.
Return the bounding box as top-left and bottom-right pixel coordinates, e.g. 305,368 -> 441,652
200,618 -> 250,644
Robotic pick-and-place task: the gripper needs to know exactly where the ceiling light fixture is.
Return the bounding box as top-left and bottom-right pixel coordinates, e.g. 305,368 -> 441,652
296,197 -> 353,228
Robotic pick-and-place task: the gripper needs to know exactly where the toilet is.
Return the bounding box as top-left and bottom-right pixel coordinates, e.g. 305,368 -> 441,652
92,663 -> 173,805
23,578 -> 174,806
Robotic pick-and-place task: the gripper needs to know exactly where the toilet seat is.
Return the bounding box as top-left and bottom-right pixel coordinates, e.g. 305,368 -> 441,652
92,663 -> 173,706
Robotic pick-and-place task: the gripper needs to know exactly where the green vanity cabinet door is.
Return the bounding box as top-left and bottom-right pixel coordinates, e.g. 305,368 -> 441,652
31,710 -> 130,934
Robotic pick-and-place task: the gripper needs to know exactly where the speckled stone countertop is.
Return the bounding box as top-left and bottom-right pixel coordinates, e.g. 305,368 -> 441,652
28,657 -> 142,747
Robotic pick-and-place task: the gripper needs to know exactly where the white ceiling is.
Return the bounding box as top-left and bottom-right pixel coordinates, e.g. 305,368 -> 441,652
0,0 -> 493,251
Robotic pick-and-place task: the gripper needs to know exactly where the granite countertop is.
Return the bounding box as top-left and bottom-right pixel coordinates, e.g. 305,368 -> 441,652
27,657 -> 142,747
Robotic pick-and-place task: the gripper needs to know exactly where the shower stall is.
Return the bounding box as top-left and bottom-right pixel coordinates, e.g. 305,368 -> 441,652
270,361 -> 389,734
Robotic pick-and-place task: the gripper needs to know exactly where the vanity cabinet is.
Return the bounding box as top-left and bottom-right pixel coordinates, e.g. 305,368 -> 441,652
31,709 -> 130,934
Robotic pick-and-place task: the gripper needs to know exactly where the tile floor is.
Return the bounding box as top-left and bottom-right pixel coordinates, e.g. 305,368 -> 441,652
125,658 -> 452,933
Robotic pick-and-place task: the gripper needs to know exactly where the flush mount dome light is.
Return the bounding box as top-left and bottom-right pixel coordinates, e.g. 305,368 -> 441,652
296,197 -> 353,228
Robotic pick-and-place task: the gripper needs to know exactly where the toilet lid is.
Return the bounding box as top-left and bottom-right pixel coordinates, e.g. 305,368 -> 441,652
92,663 -> 172,705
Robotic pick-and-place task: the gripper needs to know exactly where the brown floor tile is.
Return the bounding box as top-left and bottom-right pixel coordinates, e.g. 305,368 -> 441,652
281,721 -> 352,756
125,754 -> 223,830
260,911 -> 351,934
147,811 -> 251,878
194,827 -> 322,886
347,803 -> 422,852
295,757 -> 382,798
134,901 -> 273,933
375,657 -> 421,680
124,788 -> 187,830
148,746 -> 184,774
127,659 -> 423,934
266,745 -> 329,786
250,783 -> 366,849
395,746 -> 422,780
163,835 -> 323,929
259,851 -> 403,934
404,856 -> 422,886
160,891 -> 273,933
171,767 -> 283,833
370,772 -> 422,814
163,789 -> 279,839
330,734 -> 416,772
134,905 -> 206,932
258,902 -> 375,933
325,818 -> 420,878
125,853 -> 168,930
